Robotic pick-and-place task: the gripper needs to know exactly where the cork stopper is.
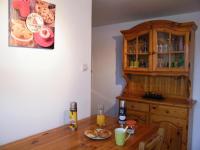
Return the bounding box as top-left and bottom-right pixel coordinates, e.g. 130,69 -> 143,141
70,102 -> 77,111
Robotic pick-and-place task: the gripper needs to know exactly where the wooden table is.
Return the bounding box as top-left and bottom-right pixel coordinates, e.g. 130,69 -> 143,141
0,116 -> 158,150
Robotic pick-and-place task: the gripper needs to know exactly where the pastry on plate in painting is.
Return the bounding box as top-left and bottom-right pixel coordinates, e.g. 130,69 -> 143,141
10,19 -> 33,47
35,0 -> 55,25
34,26 -> 54,47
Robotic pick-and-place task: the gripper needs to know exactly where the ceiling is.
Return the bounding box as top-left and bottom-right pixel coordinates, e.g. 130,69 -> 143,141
92,0 -> 200,27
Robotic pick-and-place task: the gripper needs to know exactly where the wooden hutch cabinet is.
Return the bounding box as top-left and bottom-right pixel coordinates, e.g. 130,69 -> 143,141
117,20 -> 197,150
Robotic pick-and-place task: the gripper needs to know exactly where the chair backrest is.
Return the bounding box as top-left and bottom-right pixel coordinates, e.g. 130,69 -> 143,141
139,128 -> 165,150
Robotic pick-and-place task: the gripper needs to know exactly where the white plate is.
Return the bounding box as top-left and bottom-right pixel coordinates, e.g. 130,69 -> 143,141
84,129 -> 112,140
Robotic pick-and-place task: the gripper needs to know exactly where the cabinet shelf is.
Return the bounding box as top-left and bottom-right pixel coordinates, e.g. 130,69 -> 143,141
126,52 -> 149,55
123,70 -> 189,76
170,51 -> 185,54
157,52 -> 169,55
157,51 -> 185,55
127,51 -> 185,55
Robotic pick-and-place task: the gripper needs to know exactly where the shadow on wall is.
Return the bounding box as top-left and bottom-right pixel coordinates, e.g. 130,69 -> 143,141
92,35 -> 125,117
113,35 -> 125,86
92,89 -> 118,117
104,35 -> 125,117
105,103 -> 118,117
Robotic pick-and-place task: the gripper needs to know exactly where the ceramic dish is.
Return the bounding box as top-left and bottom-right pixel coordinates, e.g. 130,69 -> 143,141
84,129 -> 112,140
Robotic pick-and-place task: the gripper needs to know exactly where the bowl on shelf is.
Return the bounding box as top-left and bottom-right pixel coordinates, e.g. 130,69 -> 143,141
142,92 -> 164,100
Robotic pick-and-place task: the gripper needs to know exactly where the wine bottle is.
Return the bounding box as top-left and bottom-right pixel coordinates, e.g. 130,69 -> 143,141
118,100 -> 126,127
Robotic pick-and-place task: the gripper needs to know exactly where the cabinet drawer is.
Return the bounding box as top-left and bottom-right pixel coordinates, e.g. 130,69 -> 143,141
150,104 -> 187,119
126,101 -> 149,112
127,110 -> 148,124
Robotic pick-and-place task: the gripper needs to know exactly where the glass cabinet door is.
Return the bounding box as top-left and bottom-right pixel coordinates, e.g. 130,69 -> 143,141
156,32 -> 170,69
127,38 -> 137,68
125,32 -> 151,71
170,34 -> 185,68
138,33 -> 149,68
155,30 -> 187,71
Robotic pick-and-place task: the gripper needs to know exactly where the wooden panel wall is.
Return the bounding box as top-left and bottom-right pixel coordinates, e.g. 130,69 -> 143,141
125,75 -> 189,99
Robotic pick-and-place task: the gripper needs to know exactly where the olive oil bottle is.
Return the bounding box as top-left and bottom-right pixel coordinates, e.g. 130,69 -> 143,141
69,102 -> 77,131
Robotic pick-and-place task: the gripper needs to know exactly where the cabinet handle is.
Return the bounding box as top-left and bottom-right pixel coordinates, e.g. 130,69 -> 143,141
152,106 -> 156,109
167,145 -> 170,149
177,131 -> 180,135
140,116 -> 145,121
170,138 -> 172,143
131,105 -> 135,108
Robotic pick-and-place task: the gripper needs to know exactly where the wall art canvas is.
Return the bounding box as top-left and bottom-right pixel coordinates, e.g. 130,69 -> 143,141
9,0 -> 56,49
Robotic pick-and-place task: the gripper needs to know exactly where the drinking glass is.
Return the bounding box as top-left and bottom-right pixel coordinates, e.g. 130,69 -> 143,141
96,104 -> 105,127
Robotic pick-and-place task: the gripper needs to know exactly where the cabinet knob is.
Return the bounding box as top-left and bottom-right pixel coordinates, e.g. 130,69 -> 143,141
165,110 -> 169,114
170,138 -> 172,143
152,106 -> 156,109
140,116 -> 145,121
177,131 -> 180,135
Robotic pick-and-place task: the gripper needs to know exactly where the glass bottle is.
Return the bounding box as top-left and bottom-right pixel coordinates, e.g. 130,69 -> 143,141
69,102 -> 78,131
118,100 -> 126,127
97,104 -> 105,127
143,40 -> 147,53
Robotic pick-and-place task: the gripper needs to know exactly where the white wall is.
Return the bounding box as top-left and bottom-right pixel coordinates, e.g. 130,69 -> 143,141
92,11 -> 200,149
0,0 -> 92,145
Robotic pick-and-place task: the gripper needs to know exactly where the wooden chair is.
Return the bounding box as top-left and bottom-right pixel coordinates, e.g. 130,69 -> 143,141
139,128 -> 165,150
